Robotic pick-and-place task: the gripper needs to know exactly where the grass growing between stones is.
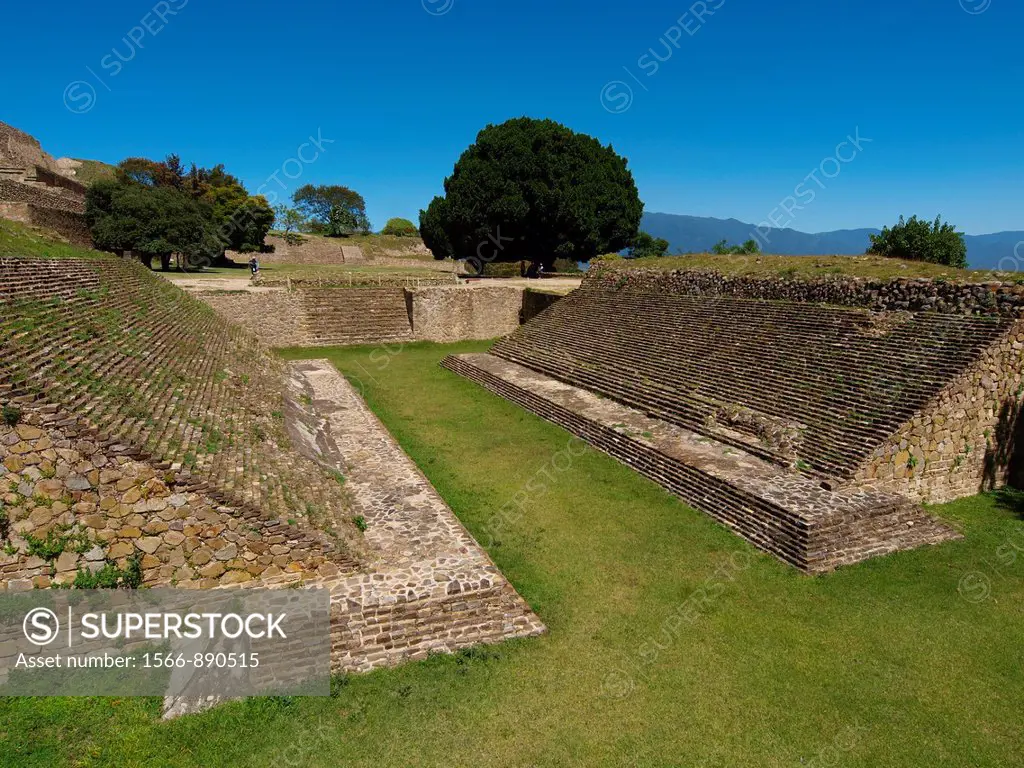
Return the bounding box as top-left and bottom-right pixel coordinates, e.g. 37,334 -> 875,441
3,340 -> 1024,766
617,252 -> 1024,283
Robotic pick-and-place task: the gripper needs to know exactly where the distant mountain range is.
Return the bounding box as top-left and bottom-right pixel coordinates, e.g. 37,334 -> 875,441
642,212 -> 1024,271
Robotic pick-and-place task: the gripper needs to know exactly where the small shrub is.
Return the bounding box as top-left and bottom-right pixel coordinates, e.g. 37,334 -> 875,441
67,555 -> 143,589
352,515 -> 368,533
867,215 -> 967,268
2,404 -> 21,427
26,526 -> 91,561
122,554 -> 144,589
380,218 -> 419,238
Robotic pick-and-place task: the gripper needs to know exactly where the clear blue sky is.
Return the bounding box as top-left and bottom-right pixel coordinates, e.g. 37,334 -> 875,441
3,0 -> 1021,234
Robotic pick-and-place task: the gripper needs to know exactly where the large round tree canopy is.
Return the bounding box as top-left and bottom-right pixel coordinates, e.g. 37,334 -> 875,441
420,117 -> 642,269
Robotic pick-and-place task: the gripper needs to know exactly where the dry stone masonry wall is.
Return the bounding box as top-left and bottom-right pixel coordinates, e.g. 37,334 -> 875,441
589,266 -> 1024,316
0,256 -> 362,561
0,412 -> 343,591
409,285 -> 525,342
0,122 -> 91,246
852,317 -> 1024,502
446,267 -> 1024,571
442,354 -> 957,572
197,284 -> 552,347
1,252 -> 544,689
491,284 -> 1011,478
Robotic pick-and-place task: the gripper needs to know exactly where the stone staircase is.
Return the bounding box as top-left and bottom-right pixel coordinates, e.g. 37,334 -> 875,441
0,255 -> 361,562
442,353 -> 959,573
299,287 -> 413,345
491,286 -> 1011,478
440,281 -> 1012,571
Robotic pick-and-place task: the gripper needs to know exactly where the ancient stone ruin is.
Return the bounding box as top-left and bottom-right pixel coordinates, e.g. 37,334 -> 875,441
444,265 -> 1024,572
196,280 -> 563,346
0,122 -> 91,246
0,253 -> 543,688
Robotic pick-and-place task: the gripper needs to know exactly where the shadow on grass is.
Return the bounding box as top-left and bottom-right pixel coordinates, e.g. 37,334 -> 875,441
992,487 -> 1024,520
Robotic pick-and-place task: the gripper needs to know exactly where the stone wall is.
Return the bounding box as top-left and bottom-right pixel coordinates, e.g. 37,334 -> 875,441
0,179 -> 85,213
409,285 -> 525,342
0,256 -> 361,556
588,266 -> 1024,317
0,408 -> 347,592
199,284 -> 536,346
250,235 -> 348,265
193,289 -> 306,348
521,288 -> 565,323
0,122 -> 59,172
16,204 -> 92,246
851,318 -> 1024,503
28,165 -> 87,196
0,253 -> 544,699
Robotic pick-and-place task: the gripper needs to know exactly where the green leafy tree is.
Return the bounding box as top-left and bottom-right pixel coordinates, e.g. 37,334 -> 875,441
628,232 -> 670,258
186,164 -> 273,254
292,184 -> 370,236
381,217 -> 420,237
117,155 -> 184,188
85,179 -> 221,269
274,204 -> 306,244
867,215 -> 967,268
419,117 -> 642,272
105,156 -> 273,262
327,206 -> 359,237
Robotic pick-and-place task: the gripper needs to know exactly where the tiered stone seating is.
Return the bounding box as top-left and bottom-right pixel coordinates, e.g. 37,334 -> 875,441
442,354 -> 957,572
491,286 -> 1011,477
300,287 -> 413,345
440,280 -> 1013,571
0,255 -> 361,564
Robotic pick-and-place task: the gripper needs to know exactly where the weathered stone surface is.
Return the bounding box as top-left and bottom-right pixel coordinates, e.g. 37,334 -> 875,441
136,537 -> 162,554
197,562 -> 226,578
107,541 -> 133,558
444,352 -> 961,573
0,264 -> 545,700
55,551 -> 79,573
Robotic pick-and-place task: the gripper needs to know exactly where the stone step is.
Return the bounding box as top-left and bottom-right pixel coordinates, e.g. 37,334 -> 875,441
492,288 -> 1010,475
443,353 -> 960,573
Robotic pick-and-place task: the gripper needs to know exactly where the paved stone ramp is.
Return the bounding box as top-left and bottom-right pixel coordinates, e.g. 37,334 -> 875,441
287,360 -> 545,671
443,353 -> 959,573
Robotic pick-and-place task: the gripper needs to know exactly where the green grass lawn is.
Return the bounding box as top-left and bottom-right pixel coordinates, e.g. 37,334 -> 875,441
3,341 -> 1023,767
0,219 -> 106,260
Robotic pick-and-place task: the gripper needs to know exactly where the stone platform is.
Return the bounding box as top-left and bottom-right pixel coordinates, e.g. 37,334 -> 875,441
286,360 -> 545,671
441,353 -> 959,573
